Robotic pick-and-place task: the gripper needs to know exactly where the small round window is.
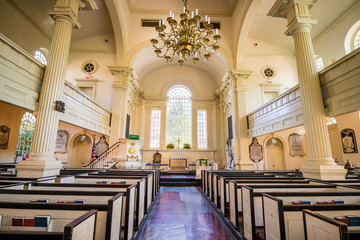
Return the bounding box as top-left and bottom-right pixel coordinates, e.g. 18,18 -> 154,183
81,60 -> 98,75
261,65 -> 276,80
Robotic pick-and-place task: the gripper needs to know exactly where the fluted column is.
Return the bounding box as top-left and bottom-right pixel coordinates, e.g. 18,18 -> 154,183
269,0 -> 346,179
231,70 -> 254,170
17,0 -> 97,178
108,66 -> 132,145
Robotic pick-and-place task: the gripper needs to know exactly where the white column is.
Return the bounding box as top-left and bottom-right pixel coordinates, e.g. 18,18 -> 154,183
231,70 -> 254,170
16,0 -> 97,178
269,0 -> 346,179
108,66 -> 132,145
206,107 -> 214,150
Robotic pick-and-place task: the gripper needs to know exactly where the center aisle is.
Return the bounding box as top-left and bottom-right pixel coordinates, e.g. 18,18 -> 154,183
138,186 -> 234,240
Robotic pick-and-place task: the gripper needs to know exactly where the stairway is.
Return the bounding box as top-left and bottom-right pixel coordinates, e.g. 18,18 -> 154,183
160,172 -> 201,187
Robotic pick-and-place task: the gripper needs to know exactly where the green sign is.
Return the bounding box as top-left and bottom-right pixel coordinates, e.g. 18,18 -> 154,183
128,134 -> 139,140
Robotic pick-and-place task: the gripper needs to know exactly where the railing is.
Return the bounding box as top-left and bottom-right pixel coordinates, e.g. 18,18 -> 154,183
83,142 -> 121,169
247,85 -> 303,137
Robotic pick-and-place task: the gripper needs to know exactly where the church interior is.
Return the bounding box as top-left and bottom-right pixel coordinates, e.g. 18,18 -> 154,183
0,0 -> 360,239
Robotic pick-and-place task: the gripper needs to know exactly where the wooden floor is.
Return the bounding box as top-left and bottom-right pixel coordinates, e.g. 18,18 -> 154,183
138,186 -> 234,240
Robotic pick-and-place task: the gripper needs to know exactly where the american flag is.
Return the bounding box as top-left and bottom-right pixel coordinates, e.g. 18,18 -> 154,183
90,139 -> 96,162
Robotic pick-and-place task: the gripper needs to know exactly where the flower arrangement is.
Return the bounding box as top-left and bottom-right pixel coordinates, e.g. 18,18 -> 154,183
183,143 -> 191,150
166,143 -> 175,149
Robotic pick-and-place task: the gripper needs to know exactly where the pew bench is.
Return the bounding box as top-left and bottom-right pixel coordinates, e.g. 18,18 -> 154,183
0,204 -> 97,240
262,192 -> 360,240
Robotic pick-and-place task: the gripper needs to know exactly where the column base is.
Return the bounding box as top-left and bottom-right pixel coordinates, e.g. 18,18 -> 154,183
236,159 -> 254,170
16,160 -> 63,178
300,164 -> 347,180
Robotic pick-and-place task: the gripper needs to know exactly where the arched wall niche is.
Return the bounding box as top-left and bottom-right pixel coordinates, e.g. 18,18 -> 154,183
69,132 -> 94,168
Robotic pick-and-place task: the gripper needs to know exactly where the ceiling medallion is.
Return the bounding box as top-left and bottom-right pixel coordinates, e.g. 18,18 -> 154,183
151,0 -> 221,65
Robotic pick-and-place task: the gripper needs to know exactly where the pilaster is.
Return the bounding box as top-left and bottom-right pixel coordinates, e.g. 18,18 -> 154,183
230,70 -> 254,170
108,66 -> 133,145
268,0 -> 346,179
17,0 -> 98,178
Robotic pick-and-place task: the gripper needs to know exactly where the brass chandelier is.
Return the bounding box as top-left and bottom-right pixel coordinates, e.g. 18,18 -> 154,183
151,0 -> 221,65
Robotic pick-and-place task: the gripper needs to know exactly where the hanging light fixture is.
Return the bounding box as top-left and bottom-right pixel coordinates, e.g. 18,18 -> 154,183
150,0 -> 221,65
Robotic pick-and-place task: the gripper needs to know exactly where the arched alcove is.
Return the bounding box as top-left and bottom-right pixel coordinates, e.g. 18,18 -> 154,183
69,133 -> 93,168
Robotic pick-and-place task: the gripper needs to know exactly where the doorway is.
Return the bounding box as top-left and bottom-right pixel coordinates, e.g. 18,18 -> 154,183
265,138 -> 285,170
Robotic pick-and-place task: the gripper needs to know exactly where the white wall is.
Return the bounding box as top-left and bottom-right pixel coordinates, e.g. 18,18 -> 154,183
0,0 -> 51,56
313,3 -> 360,67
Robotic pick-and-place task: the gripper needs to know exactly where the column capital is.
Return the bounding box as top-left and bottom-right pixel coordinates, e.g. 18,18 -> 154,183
229,70 -> 253,90
108,66 -> 134,89
268,0 -> 318,36
49,0 -> 98,29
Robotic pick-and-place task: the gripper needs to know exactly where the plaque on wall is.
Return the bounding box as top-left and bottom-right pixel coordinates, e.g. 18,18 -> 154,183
289,133 -> 305,156
95,135 -> 109,157
341,128 -> 358,154
249,137 -> 263,162
0,126 -> 10,149
55,130 -> 68,153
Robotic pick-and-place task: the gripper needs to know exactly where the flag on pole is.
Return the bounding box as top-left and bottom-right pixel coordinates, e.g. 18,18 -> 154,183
90,138 -> 96,163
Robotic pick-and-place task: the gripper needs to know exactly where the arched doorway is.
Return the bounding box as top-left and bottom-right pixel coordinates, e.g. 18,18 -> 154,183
70,134 -> 92,168
265,138 -> 285,170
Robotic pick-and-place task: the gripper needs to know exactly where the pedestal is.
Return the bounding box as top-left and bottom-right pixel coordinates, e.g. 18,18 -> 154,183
16,159 -> 63,178
301,164 -> 347,180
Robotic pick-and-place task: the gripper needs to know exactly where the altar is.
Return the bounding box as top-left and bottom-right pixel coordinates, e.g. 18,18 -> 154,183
169,156 -> 187,172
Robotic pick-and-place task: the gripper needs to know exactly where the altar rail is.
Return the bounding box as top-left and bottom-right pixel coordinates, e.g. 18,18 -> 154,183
320,47 -> 360,116
247,85 -> 303,137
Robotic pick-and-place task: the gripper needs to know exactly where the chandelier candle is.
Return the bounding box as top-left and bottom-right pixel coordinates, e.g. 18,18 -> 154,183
151,0 -> 221,64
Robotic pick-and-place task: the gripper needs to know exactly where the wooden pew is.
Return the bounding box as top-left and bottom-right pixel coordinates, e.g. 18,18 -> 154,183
0,204 -> 97,240
240,184 -> 359,240
262,192 -> 360,240
303,209 -> 360,240
0,189 -> 125,240
4,181 -> 141,240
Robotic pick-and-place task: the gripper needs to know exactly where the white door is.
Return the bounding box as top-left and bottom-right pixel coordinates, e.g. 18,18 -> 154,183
265,138 -> 285,170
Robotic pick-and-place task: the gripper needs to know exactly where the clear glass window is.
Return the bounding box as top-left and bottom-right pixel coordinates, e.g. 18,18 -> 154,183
166,86 -> 192,146
354,29 -> 360,50
197,110 -> 207,149
150,110 -> 161,148
315,56 -> 324,72
16,112 -> 36,156
327,117 -> 337,125
34,50 -> 47,65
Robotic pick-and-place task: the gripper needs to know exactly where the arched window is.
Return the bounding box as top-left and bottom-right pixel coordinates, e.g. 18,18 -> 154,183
327,117 -> 337,125
166,85 -> 192,146
354,29 -> 360,50
315,56 -> 324,72
16,112 -> 36,156
34,50 -> 47,65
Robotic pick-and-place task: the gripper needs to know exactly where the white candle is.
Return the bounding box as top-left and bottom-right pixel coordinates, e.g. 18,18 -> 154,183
183,7 -> 185,13
205,15 -> 208,21
195,52 -> 198,58
172,13 -> 174,19
180,52 -> 182,59
216,28 -> 218,35
208,17 -> 210,24
159,20 -> 161,26
196,9 -> 198,15
170,10 -> 172,18
192,11 -> 194,18
162,19 -> 165,25
153,33 -> 156,39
